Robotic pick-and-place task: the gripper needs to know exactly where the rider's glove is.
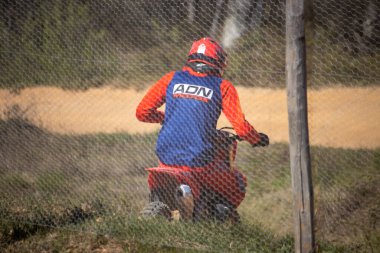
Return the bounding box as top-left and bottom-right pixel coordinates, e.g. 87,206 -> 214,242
252,133 -> 269,147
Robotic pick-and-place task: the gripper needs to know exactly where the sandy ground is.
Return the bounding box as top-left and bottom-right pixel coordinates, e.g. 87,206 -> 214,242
0,86 -> 379,149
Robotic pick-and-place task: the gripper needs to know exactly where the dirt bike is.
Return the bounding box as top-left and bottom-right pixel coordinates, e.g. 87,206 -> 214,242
141,127 -> 269,223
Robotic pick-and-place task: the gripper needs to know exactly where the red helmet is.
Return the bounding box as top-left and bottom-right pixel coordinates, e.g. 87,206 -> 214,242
187,37 -> 227,72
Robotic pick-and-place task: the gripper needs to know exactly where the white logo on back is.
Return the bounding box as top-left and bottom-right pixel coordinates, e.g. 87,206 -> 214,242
173,83 -> 213,102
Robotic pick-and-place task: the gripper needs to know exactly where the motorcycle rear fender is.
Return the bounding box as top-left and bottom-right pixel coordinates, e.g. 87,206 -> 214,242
146,167 -> 201,199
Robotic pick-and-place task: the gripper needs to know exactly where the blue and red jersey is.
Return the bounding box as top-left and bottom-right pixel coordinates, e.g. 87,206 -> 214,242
136,67 -> 261,167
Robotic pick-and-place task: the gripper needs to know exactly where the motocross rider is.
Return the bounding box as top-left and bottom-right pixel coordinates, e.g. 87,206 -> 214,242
136,37 -> 269,168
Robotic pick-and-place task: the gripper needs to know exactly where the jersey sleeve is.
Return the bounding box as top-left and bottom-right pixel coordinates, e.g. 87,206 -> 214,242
220,80 -> 261,145
136,72 -> 175,124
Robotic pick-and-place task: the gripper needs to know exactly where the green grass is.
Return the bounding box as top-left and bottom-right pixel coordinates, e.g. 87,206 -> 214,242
94,217 -> 287,252
0,117 -> 379,252
0,216 -> 371,253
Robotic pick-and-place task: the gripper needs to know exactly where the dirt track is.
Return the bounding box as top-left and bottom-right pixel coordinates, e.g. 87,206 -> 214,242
1,86 -> 379,149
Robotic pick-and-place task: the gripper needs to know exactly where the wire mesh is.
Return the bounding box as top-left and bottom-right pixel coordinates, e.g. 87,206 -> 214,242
310,0 -> 380,250
0,0 -> 379,252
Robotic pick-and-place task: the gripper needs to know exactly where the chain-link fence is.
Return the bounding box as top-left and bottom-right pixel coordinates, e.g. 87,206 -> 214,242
0,0 -> 379,252
311,1 -> 380,251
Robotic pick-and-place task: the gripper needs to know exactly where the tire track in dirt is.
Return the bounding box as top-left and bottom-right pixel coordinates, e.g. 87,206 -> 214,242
1,86 -> 379,149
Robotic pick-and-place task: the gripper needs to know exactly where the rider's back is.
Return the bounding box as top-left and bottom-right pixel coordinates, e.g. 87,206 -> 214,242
156,70 -> 223,167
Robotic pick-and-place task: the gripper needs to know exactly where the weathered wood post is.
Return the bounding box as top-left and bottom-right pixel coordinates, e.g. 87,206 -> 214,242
285,0 -> 315,252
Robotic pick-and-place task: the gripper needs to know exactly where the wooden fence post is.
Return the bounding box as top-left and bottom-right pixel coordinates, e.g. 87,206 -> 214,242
285,0 -> 315,252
